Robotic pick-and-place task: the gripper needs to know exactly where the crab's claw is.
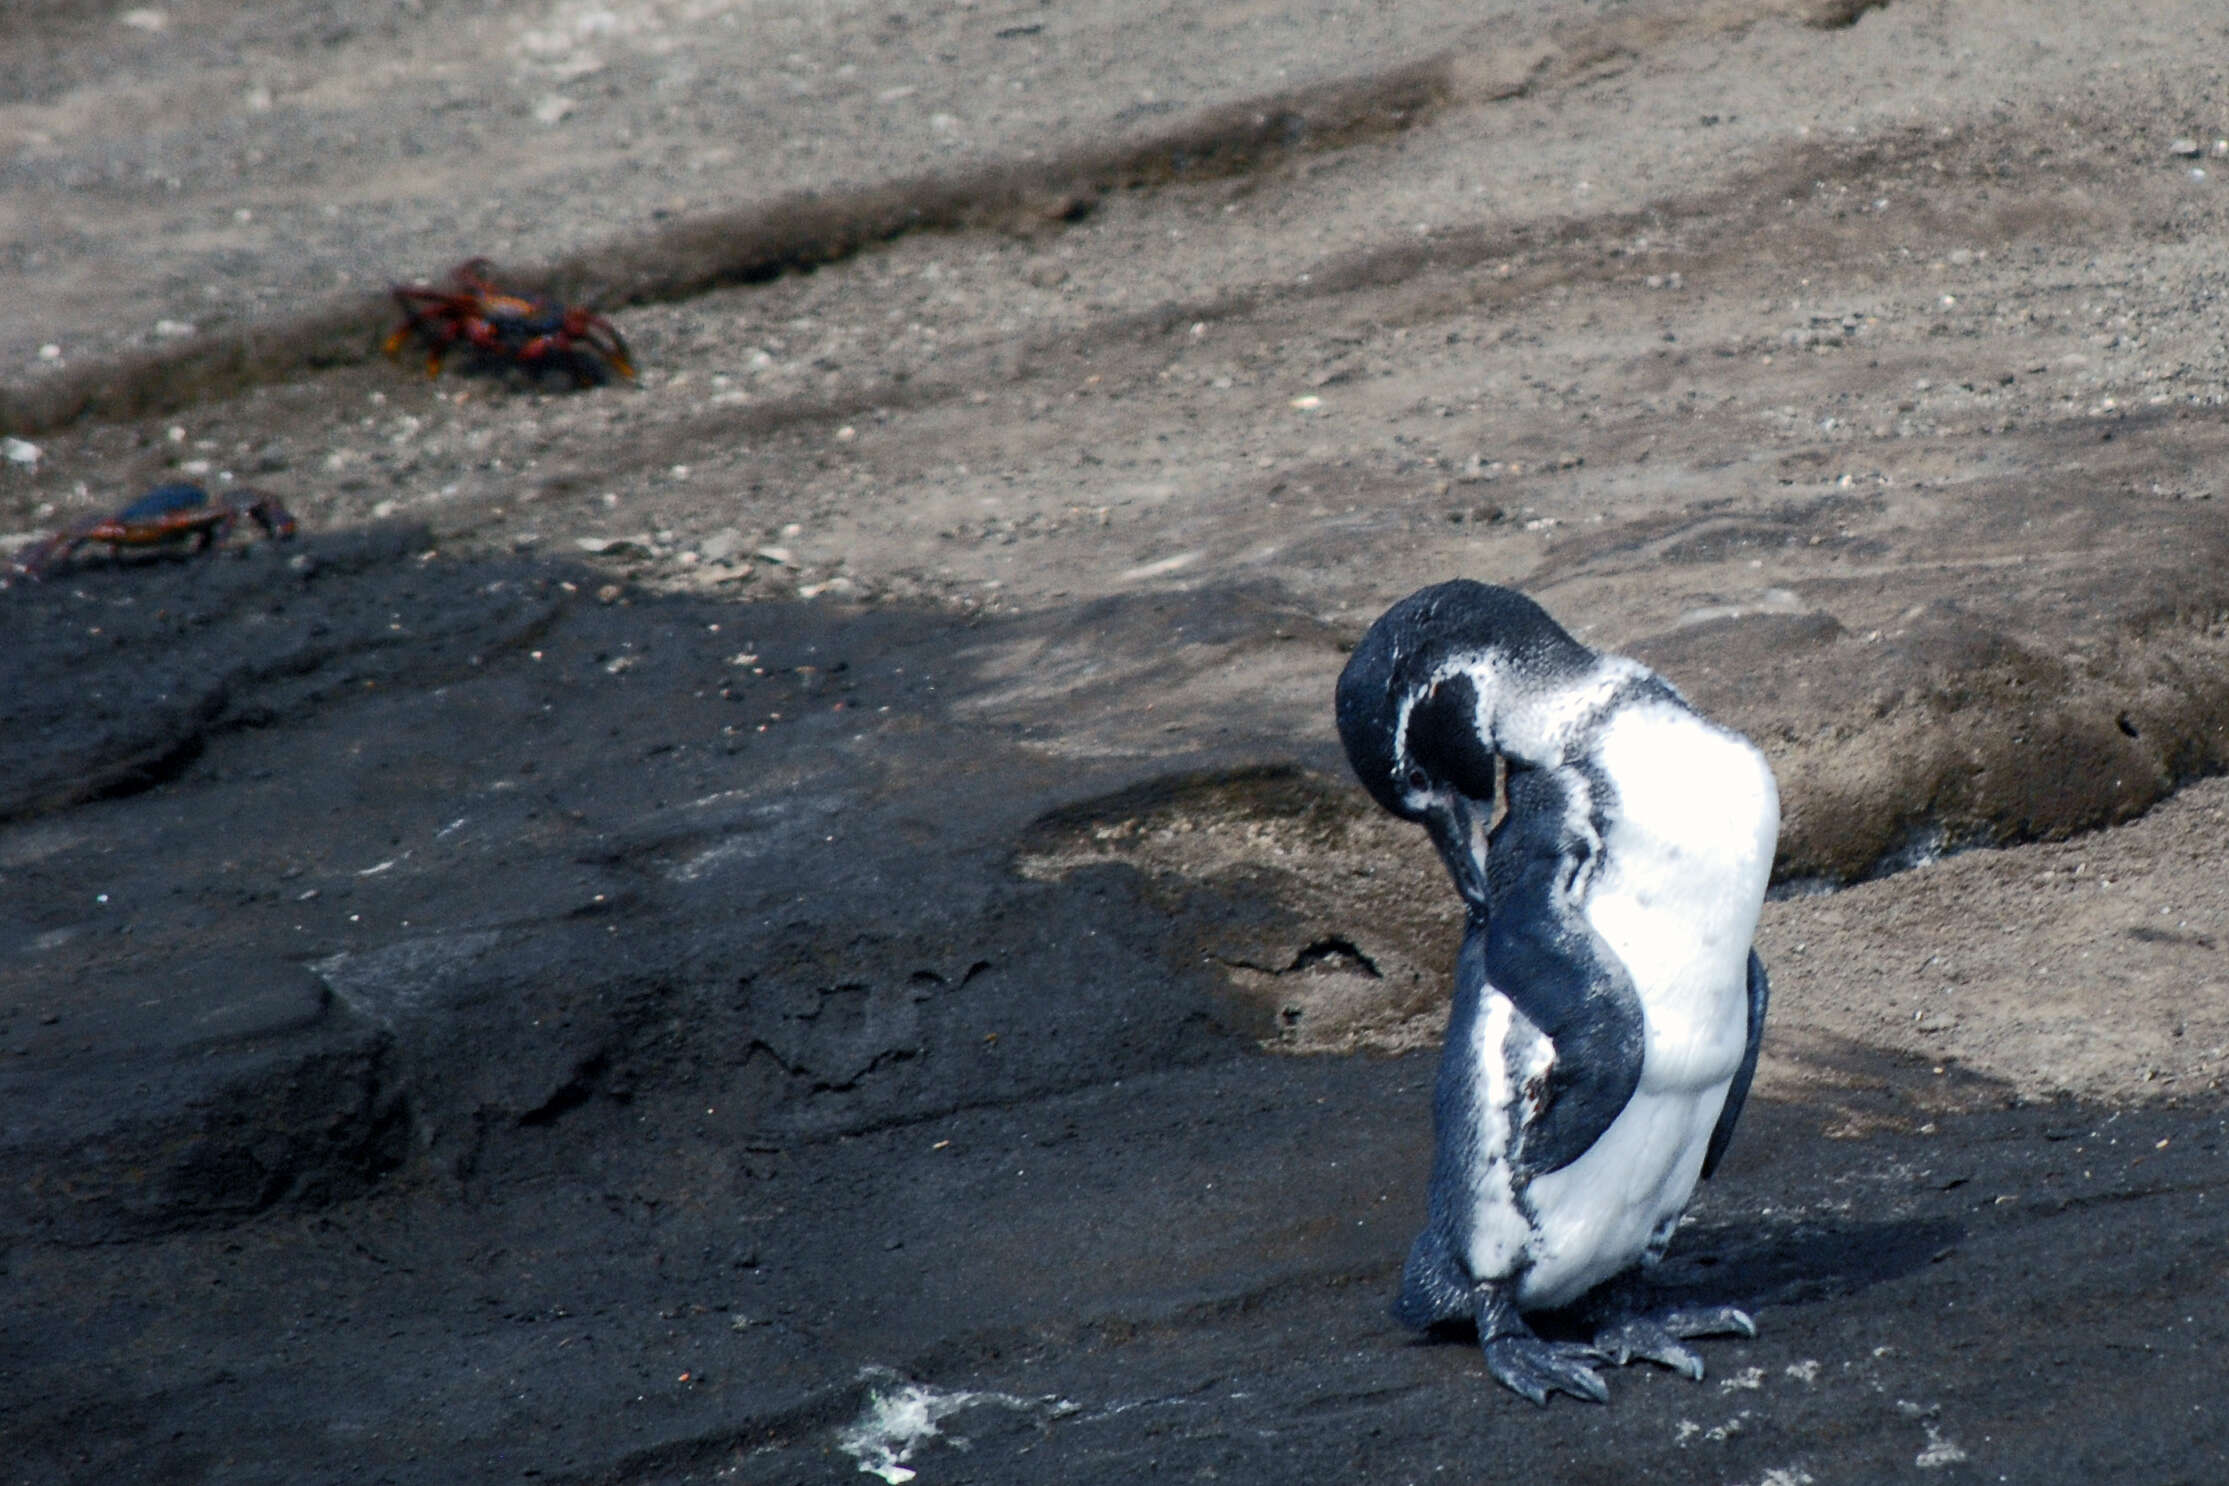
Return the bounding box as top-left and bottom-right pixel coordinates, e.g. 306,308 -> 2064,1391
238,493 -> 299,541
541,308 -> 635,385
10,542 -> 57,581
10,532 -> 79,581
452,257 -> 500,293
584,314 -> 636,381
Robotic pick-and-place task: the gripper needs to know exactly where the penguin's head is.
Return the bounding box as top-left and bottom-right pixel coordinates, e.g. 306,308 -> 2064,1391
1336,581 -> 1595,907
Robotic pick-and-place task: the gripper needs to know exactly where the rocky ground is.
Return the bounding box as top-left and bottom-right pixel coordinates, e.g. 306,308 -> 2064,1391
5,0 -> 2229,1481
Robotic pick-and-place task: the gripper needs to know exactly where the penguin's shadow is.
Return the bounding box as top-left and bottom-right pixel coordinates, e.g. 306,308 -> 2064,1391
1408,1213 -> 1962,1346
1640,1211 -> 1964,1312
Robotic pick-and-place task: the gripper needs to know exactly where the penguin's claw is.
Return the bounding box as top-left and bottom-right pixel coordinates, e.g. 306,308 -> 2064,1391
1662,1303 -> 1759,1340
1591,1305 -> 1757,1381
1591,1319 -> 1705,1379
1481,1336 -> 1611,1406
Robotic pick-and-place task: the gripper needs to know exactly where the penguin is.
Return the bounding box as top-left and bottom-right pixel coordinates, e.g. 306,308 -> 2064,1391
1335,580 -> 1778,1404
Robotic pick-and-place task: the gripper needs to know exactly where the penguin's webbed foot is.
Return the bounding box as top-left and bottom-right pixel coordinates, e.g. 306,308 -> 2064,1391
1473,1288 -> 1608,1405
1482,1333 -> 1610,1406
1592,1304 -> 1757,1381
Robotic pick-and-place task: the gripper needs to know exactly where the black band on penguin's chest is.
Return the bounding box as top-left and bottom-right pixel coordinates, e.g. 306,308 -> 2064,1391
1483,766 -> 1646,1177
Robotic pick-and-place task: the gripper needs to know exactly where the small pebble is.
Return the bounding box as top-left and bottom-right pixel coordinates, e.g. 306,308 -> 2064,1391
577,534 -> 652,557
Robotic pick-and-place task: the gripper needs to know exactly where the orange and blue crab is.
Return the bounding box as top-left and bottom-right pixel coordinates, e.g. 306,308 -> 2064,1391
385,258 -> 636,388
10,482 -> 297,581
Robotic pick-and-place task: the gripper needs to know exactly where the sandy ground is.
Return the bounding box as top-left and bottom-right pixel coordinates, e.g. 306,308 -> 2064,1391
6,0 -> 2229,1480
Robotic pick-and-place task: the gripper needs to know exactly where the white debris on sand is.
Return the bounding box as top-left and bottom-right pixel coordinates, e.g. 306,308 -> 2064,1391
835,1369 -> 1069,1483
1915,1424 -> 1971,1469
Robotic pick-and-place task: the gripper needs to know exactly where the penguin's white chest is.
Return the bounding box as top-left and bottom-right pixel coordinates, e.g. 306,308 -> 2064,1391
1582,703 -> 1778,1091
1510,703 -> 1778,1310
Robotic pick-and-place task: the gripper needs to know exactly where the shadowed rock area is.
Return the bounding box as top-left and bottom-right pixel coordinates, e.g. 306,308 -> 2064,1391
5,531 -> 2226,1486
5,0 -> 2229,1480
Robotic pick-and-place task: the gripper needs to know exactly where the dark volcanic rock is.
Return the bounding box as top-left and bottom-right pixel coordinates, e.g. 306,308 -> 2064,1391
3,536 -> 2225,1486
1,539 -> 1262,1250
0,952 -> 400,1244
0,524 -> 558,822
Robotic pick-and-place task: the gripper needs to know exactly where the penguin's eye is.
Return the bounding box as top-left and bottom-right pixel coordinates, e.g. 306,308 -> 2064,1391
1403,765 -> 1430,794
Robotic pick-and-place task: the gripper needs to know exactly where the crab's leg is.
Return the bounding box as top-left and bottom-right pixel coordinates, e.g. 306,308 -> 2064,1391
195,509 -> 237,552
460,316 -> 511,358
10,533 -> 74,579
513,331 -> 566,362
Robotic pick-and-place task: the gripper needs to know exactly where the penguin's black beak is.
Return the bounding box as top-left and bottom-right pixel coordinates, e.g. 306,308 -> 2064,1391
1423,793 -> 1492,916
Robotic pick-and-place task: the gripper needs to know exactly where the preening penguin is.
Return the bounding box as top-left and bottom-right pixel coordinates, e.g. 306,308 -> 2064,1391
1336,580 -> 1779,1405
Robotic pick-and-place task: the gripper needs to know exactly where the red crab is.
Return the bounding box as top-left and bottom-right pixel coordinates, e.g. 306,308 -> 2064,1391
10,483 -> 297,581
385,258 -> 636,387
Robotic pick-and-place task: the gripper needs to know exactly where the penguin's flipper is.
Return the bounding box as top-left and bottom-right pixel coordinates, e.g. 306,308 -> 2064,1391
1700,950 -> 1770,1180
1480,770 -> 1646,1177
1477,1288 -> 1608,1406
